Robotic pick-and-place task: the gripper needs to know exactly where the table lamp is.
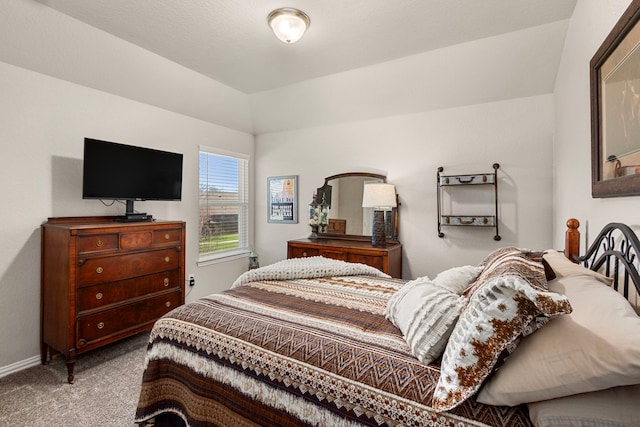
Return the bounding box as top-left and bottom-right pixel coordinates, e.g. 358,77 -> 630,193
362,183 -> 397,247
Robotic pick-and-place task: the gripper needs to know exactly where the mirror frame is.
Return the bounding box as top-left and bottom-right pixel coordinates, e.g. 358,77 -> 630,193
590,0 -> 640,197
315,172 -> 399,241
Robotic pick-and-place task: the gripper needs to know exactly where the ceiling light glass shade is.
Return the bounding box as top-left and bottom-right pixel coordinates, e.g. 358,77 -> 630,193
267,8 -> 310,44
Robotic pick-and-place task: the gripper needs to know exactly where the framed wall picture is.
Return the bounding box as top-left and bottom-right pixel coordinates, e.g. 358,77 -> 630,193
591,0 -> 640,197
267,175 -> 298,223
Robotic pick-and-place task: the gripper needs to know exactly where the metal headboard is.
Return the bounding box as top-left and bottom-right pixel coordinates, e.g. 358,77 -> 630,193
578,222 -> 640,302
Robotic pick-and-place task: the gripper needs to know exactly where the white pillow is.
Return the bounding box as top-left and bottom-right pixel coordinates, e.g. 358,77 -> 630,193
477,274 -> 640,406
385,277 -> 464,365
528,384 -> 640,427
432,265 -> 483,294
543,249 -> 612,285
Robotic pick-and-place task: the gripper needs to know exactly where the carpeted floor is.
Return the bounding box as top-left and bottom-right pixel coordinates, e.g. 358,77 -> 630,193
0,332 -> 150,427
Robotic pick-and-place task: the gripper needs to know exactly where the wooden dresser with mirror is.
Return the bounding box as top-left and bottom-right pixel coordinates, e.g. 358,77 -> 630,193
287,172 -> 402,278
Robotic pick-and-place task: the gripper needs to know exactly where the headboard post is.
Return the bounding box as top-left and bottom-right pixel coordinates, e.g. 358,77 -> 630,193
564,218 -> 580,263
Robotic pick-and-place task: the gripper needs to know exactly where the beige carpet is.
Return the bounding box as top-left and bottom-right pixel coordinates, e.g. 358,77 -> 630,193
0,332 -> 150,427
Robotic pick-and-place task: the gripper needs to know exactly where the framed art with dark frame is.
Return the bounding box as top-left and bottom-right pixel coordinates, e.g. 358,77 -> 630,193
591,0 -> 640,197
267,175 -> 298,223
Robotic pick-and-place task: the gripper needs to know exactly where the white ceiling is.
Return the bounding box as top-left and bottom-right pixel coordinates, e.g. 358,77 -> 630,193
35,0 -> 577,94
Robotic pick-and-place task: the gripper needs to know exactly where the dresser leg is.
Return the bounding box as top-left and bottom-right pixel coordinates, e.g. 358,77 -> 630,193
66,358 -> 76,384
40,343 -> 49,365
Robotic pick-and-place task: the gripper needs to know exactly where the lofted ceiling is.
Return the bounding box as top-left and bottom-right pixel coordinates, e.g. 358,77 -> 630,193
35,0 -> 577,95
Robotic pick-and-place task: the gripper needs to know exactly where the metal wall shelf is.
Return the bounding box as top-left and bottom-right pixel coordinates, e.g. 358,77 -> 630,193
437,163 -> 500,241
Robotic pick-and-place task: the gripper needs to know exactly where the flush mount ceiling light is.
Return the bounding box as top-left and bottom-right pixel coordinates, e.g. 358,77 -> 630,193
267,7 -> 310,44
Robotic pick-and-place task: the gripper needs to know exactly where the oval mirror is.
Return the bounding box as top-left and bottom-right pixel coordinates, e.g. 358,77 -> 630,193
315,173 -> 399,240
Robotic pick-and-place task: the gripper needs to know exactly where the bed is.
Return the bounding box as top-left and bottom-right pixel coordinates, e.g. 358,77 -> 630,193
135,219 -> 640,427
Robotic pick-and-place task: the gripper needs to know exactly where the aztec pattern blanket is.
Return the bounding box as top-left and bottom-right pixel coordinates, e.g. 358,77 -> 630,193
135,259 -> 532,427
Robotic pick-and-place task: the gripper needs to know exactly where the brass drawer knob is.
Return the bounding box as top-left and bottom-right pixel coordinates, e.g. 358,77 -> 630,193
164,233 -> 170,240
165,301 -> 171,308
95,292 -> 103,300
302,251 -> 308,257
97,322 -> 105,329
96,267 -> 103,274
163,278 -> 169,287
164,256 -> 170,263
96,240 -> 103,247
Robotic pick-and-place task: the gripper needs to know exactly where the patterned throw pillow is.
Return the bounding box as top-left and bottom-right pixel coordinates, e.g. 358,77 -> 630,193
386,278 -> 465,365
464,247 -> 550,296
431,247 -> 572,412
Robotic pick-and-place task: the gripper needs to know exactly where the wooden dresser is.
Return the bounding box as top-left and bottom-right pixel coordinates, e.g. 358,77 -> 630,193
40,216 -> 185,383
287,238 -> 402,278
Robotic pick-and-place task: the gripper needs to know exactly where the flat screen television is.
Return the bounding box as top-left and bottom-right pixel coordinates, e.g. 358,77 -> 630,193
82,138 -> 183,221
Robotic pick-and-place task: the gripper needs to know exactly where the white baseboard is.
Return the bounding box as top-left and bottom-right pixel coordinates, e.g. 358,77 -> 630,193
0,355 -> 41,379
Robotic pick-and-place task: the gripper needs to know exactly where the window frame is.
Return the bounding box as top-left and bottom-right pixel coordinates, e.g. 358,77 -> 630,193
197,145 -> 250,265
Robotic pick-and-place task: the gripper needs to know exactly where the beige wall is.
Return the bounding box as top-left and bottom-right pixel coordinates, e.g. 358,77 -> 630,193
251,21 -> 565,278
0,3 -> 254,373
250,19 -> 569,278
255,94 -> 555,279
553,0 -> 640,249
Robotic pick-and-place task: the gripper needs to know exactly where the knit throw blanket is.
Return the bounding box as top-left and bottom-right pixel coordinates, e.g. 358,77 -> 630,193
231,255 -> 390,289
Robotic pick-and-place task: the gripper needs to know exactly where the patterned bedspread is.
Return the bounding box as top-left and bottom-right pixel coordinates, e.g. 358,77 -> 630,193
135,270 -> 533,426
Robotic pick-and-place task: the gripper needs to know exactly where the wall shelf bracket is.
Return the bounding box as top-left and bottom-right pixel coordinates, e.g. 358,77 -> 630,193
437,163 -> 500,240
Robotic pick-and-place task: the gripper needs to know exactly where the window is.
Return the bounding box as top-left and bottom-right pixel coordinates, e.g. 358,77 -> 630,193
198,146 -> 249,262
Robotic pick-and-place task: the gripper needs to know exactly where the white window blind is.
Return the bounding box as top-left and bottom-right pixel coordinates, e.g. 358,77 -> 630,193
198,147 -> 249,261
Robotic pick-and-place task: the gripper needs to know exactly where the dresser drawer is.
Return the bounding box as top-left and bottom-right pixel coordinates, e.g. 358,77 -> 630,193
287,238 -> 402,278
347,253 -> 384,271
78,248 -> 181,285
120,231 -> 153,250
77,270 -> 181,311
290,246 -> 320,258
78,234 -> 119,253
153,228 -> 183,245
76,289 -> 181,348
319,249 -> 348,261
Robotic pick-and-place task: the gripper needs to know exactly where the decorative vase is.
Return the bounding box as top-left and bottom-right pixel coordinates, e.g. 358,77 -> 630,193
309,194 -> 320,238
309,193 -> 329,238
309,224 -> 319,239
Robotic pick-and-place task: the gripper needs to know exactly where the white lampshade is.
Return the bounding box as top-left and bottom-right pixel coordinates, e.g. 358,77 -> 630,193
362,183 -> 397,209
267,8 -> 310,44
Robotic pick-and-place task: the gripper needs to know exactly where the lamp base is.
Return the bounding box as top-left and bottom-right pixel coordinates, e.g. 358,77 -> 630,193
371,210 -> 387,247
